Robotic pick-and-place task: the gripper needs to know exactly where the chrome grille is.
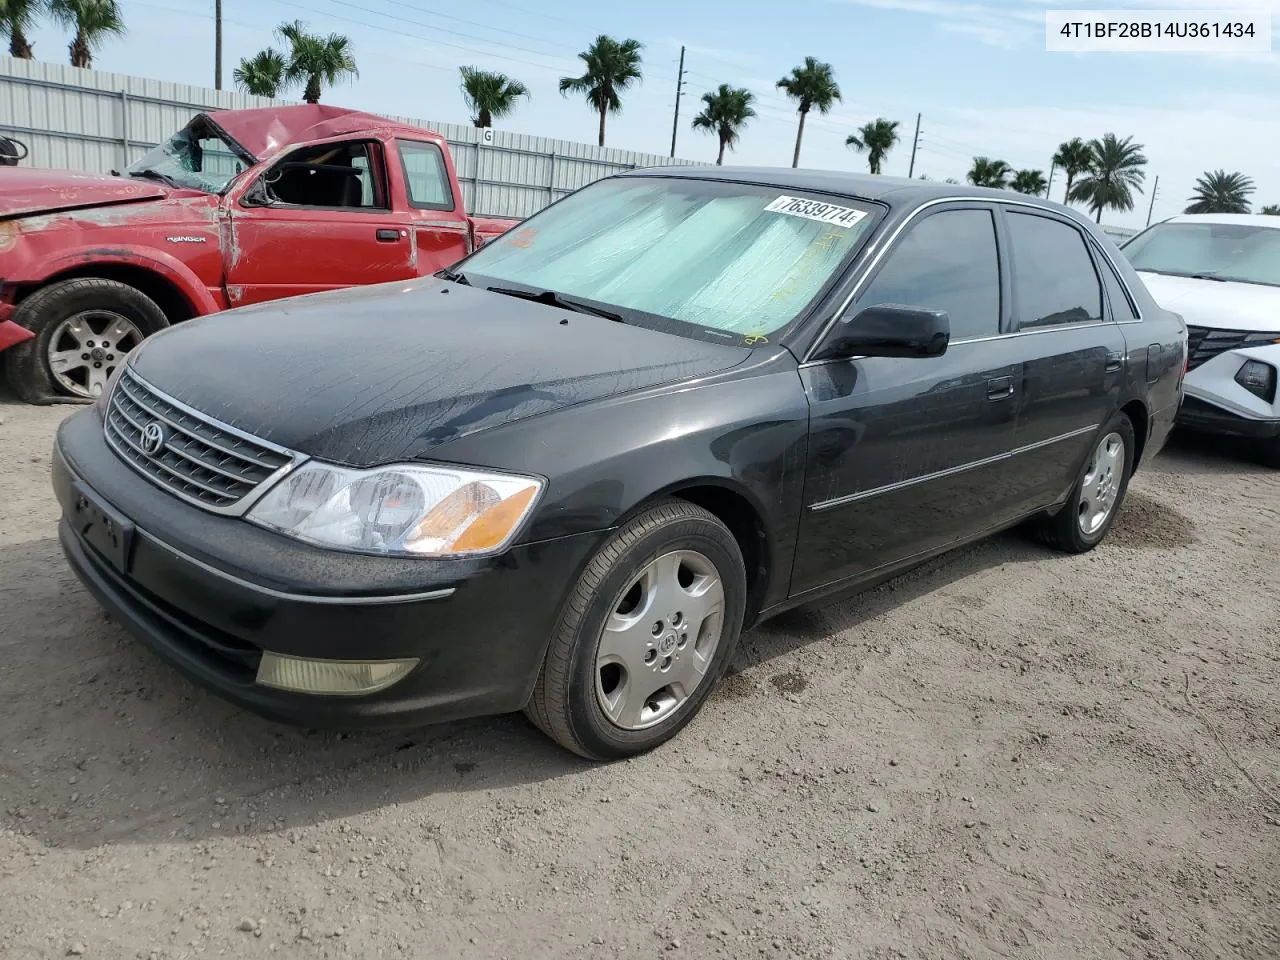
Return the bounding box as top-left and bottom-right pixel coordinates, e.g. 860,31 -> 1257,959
1185,325 -> 1280,371
104,367 -> 297,513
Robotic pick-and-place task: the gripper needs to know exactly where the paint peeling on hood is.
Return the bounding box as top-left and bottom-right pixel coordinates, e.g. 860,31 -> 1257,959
0,168 -> 167,220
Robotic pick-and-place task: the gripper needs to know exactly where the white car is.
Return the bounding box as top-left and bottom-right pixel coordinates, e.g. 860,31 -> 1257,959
1121,213 -> 1280,466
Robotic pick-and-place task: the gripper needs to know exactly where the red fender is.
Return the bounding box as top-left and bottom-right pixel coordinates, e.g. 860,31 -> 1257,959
30,245 -> 222,317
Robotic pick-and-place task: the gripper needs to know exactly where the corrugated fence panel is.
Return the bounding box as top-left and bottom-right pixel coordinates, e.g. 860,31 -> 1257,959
0,56 -> 708,219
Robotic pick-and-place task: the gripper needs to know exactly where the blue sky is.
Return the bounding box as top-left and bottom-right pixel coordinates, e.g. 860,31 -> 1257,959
20,0 -> 1280,227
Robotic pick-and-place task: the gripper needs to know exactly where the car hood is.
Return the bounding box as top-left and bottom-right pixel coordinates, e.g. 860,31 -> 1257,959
0,167 -> 167,220
1136,271 -> 1280,332
129,278 -> 753,466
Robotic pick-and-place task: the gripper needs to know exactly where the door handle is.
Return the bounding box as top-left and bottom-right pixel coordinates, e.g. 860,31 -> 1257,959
1105,350 -> 1125,373
375,228 -> 403,242
986,376 -> 1014,400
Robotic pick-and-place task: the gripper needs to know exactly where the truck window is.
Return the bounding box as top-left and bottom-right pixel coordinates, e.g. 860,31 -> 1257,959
397,140 -> 455,211
265,141 -> 387,210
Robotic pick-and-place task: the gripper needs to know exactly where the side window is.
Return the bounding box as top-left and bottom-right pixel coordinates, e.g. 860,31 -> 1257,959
397,140 -> 455,211
855,209 -> 1001,341
1096,250 -> 1139,321
1007,212 -> 1103,329
264,141 -> 385,210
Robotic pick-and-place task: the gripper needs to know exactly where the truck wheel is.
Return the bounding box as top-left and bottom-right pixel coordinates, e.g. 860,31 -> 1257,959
4,278 -> 169,404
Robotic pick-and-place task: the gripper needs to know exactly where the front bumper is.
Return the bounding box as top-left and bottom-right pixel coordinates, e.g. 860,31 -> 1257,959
53,408 -> 604,730
1176,396 -> 1280,440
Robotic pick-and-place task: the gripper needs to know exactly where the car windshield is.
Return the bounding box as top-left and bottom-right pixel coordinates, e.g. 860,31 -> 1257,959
457,176 -> 880,344
124,118 -> 248,194
1122,221 -> 1280,287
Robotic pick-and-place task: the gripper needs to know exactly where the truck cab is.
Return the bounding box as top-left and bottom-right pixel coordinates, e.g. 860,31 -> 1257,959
0,104 -> 519,402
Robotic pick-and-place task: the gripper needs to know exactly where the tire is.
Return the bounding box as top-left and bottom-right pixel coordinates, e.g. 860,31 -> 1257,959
1031,412 -> 1136,554
524,499 -> 747,760
3,278 -> 169,404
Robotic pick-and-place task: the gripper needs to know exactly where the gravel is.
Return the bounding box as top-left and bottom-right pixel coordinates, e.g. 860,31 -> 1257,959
0,397 -> 1277,959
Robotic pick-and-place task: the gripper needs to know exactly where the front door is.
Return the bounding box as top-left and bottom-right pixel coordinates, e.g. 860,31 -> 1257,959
226,139 -> 415,308
996,208 -> 1130,509
791,205 -> 1022,596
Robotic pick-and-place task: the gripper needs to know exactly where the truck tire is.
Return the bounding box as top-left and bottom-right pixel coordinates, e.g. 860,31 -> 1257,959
4,278 -> 169,404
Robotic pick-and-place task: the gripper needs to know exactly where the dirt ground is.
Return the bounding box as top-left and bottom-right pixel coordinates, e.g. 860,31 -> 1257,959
0,394 -> 1276,960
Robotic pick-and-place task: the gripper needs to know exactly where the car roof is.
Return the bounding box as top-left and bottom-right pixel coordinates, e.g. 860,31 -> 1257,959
1159,213 -> 1280,228
618,165 -> 1080,215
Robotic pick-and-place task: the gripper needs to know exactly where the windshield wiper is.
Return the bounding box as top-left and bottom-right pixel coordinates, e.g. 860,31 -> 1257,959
127,168 -> 180,188
485,286 -> 625,323
437,268 -> 471,286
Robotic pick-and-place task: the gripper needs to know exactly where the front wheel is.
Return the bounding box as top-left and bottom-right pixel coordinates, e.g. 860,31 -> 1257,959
1031,412 -> 1136,554
3,278 -> 169,403
524,499 -> 747,760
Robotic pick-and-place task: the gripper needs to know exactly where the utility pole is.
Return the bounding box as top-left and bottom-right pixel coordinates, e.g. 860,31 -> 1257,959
669,46 -> 686,158
907,112 -> 921,178
1146,175 -> 1159,226
215,0 -> 223,90
1046,162 -> 1056,199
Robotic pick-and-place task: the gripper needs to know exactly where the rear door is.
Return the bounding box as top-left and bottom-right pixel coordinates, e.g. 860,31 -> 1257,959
225,138 -> 415,307
998,207 -> 1129,508
391,138 -> 472,273
790,203 -> 1023,596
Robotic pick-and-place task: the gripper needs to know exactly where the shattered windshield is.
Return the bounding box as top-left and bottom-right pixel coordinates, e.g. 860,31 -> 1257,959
125,118 -> 248,193
457,176 -> 880,345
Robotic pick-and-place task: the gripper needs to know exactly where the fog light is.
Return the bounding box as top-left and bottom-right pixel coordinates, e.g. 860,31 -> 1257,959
1235,359 -> 1277,403
255,653 -> 418,696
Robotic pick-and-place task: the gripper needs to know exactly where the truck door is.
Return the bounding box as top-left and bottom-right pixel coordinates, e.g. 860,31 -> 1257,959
390,138 -> 473,273
225,138 -> 415,307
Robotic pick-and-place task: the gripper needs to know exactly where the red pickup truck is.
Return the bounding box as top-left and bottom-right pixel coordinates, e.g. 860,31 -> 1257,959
0,104 -> 520,402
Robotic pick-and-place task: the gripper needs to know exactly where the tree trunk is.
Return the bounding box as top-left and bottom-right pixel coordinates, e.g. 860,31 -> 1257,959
716,134 -> 726,166
1064,174 -> 1074,204
478,108 -> 492,128
1094,205 -> 1102,223
597,104 -> 606,147
304,75 -> 321,104
9,30 -> 33,59
791,109 -> 806,168
70,32 -> 92,68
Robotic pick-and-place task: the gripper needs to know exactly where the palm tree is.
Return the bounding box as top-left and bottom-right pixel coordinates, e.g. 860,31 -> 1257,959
845,118 -> 899,174
690,84 -> 756,165
776,57 -> 841,168
1052,137 -> 1093,205
459,66 -> 529,129
1,0 -> 46,58
277,20 -> 357,104
1262,204 -> 1280,215
1069,133 -> 1147,223
1010,169 -> 1048,196
1184,169 -> 1255,214
233,48 -> 286,98
559,35 -> 643,147
967,156 -> 1011,188
50,0 -> 123,68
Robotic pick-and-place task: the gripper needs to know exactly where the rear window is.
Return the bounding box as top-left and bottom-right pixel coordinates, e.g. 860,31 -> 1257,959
398,140 -> 454,210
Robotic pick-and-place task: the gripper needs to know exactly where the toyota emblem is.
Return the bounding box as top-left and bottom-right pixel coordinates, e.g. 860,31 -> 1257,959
140,421 -> 166,456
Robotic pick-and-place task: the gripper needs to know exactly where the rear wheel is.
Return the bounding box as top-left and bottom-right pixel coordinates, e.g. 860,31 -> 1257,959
1031,412 -> 1135,554
524,499 -> 747,760
3,278 -> 168,403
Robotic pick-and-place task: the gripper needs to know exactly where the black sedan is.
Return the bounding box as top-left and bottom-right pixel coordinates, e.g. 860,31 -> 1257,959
52,169 -> 1187,759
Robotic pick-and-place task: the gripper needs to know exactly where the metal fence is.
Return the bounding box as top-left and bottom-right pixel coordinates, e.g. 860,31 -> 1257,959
0,56 -> 707,219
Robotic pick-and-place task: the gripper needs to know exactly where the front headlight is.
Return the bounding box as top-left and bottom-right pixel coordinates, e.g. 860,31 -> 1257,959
246,461 -> 544,558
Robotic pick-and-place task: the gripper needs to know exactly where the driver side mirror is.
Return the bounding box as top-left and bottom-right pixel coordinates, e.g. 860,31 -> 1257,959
813,303 -> 950,361
241,178 -> 273,207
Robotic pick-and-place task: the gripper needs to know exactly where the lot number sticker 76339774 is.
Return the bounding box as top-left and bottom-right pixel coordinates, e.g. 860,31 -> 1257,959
764,195 -> 868,228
